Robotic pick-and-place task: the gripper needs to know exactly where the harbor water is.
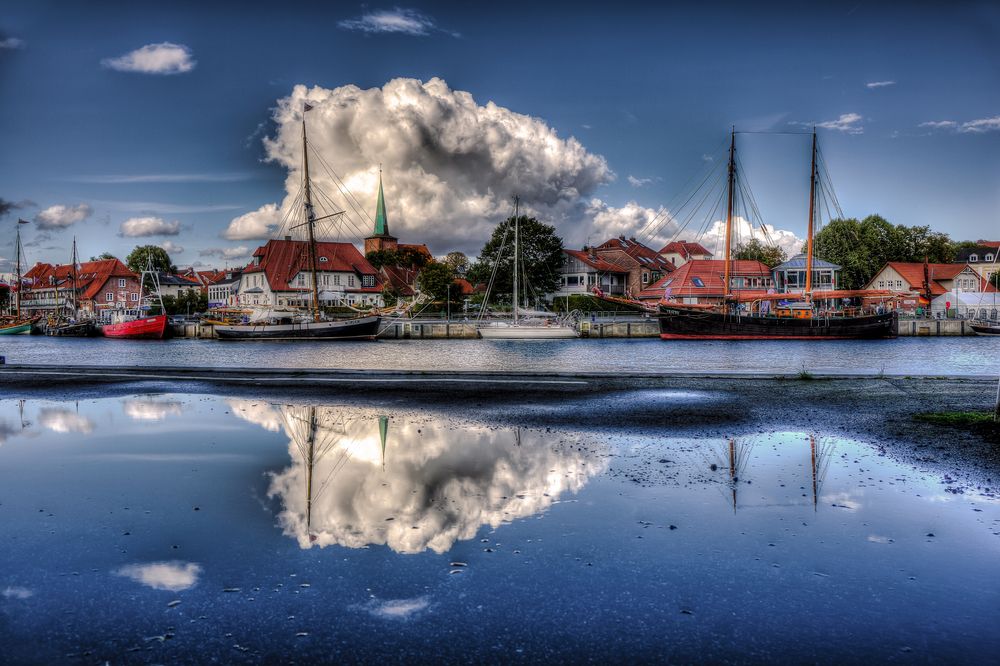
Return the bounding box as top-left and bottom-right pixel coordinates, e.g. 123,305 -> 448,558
0,391 -> 997,662
1,335 -> 998,375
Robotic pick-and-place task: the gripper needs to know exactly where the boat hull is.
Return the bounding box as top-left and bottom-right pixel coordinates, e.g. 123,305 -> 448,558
47,321 -> 98,337
658,306 -> 897,340
0,321 -> 33,335
101,314 -> 169,339
479,324 -> 579,339
214,315 -> 381,340
970,323 -> 1000,336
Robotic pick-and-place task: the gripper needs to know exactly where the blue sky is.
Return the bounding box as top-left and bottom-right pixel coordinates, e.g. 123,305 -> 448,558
0,1 -> 997,271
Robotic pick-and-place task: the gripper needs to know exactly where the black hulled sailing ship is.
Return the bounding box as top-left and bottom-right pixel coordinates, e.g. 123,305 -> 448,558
214,104 -> 380,341
658,130 -> 896,340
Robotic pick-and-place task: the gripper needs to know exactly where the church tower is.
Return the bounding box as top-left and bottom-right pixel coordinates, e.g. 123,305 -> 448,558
364,169 -> 398,255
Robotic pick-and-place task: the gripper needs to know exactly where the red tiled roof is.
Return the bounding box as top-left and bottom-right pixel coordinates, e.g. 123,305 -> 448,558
564,249 -> 629,273
658,240 -> 713,259
878,262 -> 995,296
594,237 -> 674,272
638,259 -> 771,299
22,259 -> 136,301
976,240 -> 1000,248
453,278 -> 475,296
242,239 -> 379,291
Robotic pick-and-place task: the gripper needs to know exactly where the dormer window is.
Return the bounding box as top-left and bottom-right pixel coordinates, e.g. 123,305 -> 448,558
969,254 -> 978,262
319,256 -> 328,263
987,254 -> 995,262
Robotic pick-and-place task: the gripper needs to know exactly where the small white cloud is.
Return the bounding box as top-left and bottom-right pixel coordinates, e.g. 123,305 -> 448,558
160,240 -> 185,255
865,80 -> 895,89
115,561 -> 201,592
795,113 -> 864,134
918,117 -> 1000,134
35,203 -> 92,230
0,37 -> 25,50
919,120 -> 958,129
339,8 -> 454,37
357,596 -> 430,620
102,42 -> 196,75
1,586 -> 33,599
959,116 -> 1000,133
200,246 -> 250,261
119,216 -> 181,237
223,203 -> 281,240
627,175 -> 654,188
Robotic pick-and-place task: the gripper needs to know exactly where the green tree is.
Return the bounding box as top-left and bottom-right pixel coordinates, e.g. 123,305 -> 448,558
467,215 -> 564,300
444,251 -> 470,274
396,246 -> 429,269
365,249 -> 399,269
416,262 -> 456,300
813,215 -> 957,289
733,238 -> 787,267
126,245 -> 176,274
89,251 -> 117,262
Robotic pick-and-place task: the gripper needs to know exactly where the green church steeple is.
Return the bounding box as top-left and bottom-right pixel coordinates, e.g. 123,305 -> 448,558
374,169 -> 389,236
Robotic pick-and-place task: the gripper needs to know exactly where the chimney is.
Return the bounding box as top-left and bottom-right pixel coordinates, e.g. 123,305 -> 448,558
284,235 -> 292,242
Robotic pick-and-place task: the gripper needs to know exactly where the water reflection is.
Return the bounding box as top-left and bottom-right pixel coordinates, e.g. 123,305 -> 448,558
122,399 -> 184,421
233,403 -> 603,553
38,406 -> 95,434
114,561 -> 202,592
696,433 -> 837,512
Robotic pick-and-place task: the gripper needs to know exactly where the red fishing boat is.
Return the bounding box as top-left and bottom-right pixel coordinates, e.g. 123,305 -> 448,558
101,313 -> 168,339
98,257 -> 170,340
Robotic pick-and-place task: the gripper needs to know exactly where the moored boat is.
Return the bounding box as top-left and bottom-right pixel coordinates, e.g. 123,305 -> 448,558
98,257 -> 169,340
0,219 -> 35,335
657,129 -> 896,341
101,313 -> 169,339
970,321 -> 1000,336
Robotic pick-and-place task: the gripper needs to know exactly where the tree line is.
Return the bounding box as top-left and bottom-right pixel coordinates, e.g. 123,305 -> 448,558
733,215 -> 989,290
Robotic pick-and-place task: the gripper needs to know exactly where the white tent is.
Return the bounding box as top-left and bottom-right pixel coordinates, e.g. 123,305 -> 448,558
930,291 -> 1000,319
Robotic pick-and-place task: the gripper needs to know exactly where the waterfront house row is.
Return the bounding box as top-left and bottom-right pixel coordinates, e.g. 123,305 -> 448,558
234,238 -> 384,309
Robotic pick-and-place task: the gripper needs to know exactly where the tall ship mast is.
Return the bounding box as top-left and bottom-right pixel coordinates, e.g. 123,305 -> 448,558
0,219 -> 35,335
657,129 -> 896,340
214,103 -> 381,341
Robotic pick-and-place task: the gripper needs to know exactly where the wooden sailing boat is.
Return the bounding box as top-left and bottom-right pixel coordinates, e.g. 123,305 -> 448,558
46,237 -> 97,336
214,104 -> 380,341
479,196 -> 578,339
657,130 -> 897,340
0,219 -> 36,335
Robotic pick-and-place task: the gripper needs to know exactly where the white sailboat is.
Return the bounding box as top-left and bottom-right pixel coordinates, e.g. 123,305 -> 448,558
478,197 -> 578,339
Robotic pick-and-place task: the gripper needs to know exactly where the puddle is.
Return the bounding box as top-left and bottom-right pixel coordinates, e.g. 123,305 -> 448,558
0,394 -> 997,662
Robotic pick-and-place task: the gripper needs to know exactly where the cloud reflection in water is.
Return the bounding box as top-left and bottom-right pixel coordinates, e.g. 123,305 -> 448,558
233,404 -> 604,554
38,408 -> 95,434
115,561 -> 202,591
122,399 -> 184,421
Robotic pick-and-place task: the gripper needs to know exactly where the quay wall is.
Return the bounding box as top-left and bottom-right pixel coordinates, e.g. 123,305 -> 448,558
170,317 -> 977,339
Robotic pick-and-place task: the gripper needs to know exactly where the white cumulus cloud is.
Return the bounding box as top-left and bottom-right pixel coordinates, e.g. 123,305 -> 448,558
200,246 -> 250,261
35,203 -> 92,230
238,77 -> 614,253
627,175 -> 655,187
958,116 -> 1000,133
815,113 -> 864,134
697,216 -> 804,259
101,42 -> 196,75
159,240 -> 185,255
223,202 -> 281,240
919,120 -> 958,129
119,216 -> 181,237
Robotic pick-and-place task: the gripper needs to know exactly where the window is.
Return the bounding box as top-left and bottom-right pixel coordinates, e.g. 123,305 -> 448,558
987,254 -> 995,262
969,254 -> 978,262
296,274 -> 305,286
348,275 -> 355,287
896,280 -> 902,288
691,277 -> 705,288
334,275 -> 341,286
130,293 -> 139,301
106,292 -> 114,302
319,256 -> 328,263
362,275 -> 375,287
118,278 -> 126,288
322,275 -> 329,286
642,272 -> 649,284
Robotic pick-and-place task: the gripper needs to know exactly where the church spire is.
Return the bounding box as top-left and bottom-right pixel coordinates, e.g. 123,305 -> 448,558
374,167 -> 389,236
